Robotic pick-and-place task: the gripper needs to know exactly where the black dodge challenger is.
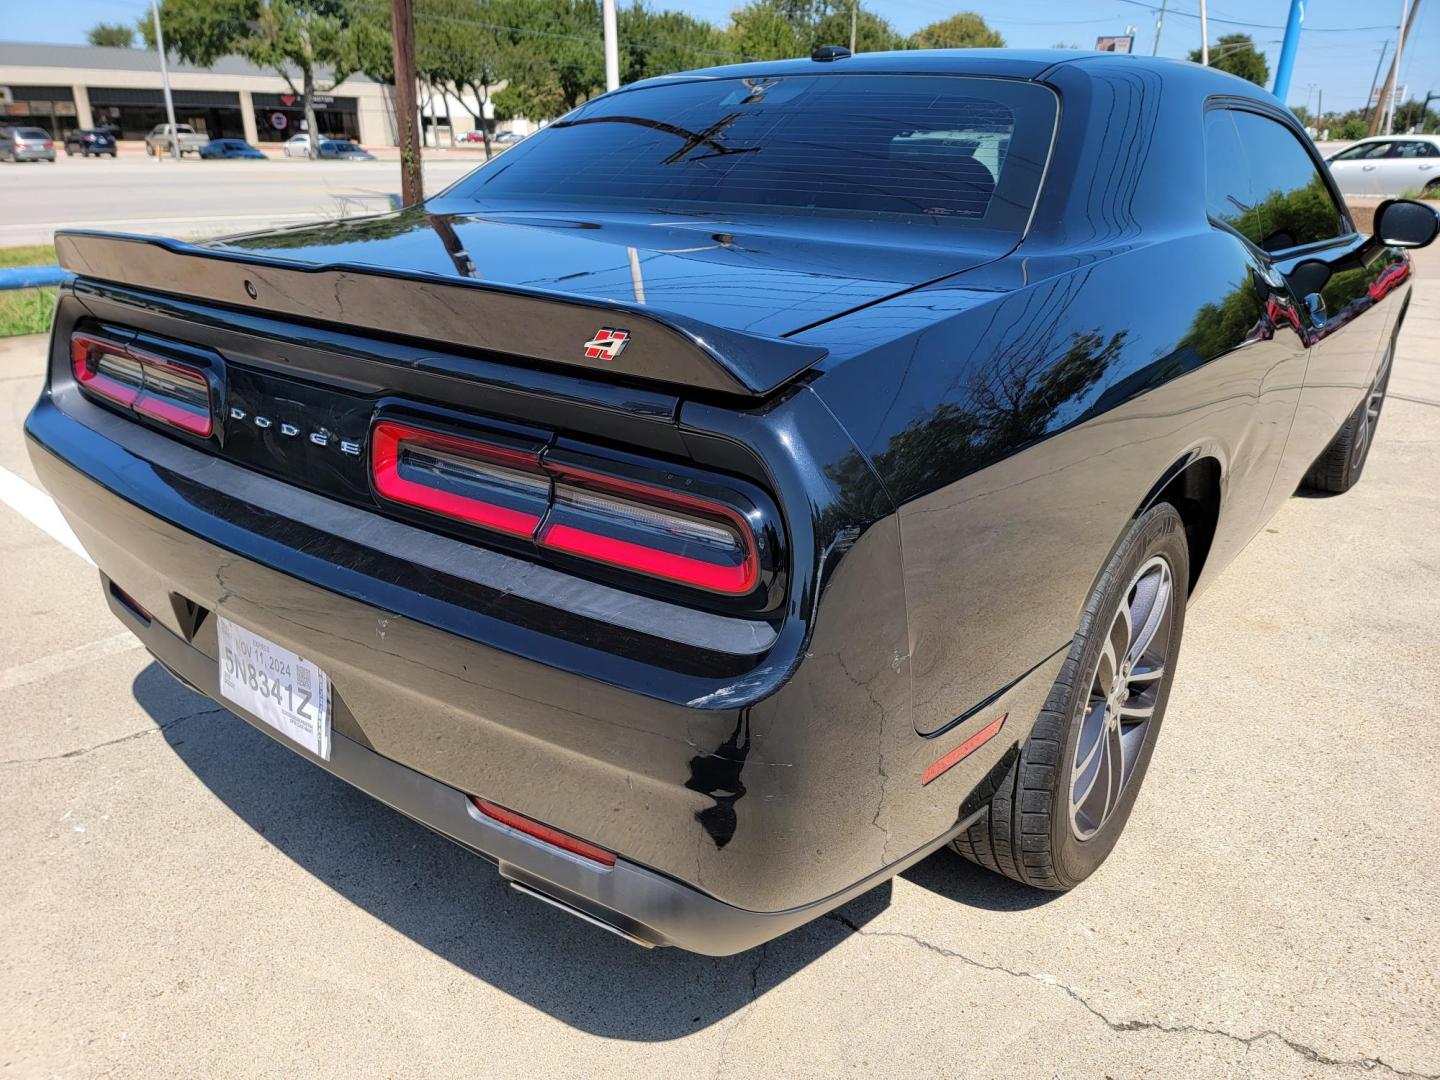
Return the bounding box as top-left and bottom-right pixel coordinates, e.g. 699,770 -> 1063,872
27,50 -> 1437,954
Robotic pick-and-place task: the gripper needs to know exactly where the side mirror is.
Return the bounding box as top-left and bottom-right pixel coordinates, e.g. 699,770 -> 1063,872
1374,198 -> 1440,249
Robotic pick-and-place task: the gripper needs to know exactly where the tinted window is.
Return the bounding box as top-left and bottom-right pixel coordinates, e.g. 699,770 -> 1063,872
16,128 -> 50,139
1229,110 -> 1346,251
452,75 -> 1056,234
1390,141 -> 1440,158
1332,141 -> 1392,161
1203,110 -> 1262,245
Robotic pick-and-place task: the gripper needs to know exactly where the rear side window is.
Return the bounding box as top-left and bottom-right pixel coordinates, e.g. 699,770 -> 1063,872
1206,107 -> 1347,253
1390,141 -> 1440,158
453,74 -> 1056,237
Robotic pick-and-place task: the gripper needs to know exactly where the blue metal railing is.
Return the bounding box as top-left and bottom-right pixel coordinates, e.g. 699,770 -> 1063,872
0,265 -> 69,290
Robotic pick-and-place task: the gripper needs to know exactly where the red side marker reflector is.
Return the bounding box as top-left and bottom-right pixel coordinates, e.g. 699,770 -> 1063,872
921,714 -> 1007,787
471,797 -> 616,866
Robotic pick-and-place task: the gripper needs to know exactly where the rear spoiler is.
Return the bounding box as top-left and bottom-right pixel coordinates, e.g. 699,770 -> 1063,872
54,231 -> 827,397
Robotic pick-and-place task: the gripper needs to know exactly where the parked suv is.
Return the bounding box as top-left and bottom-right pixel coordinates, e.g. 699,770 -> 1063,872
145,123 -> 209,157
63,128 -> 118,158
0,126 -> 56,162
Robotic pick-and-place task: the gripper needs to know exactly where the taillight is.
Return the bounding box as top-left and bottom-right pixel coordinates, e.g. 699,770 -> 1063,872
471,797 -> 616,866
538,465 -> 757,596
371,420 -> 548,538
369,419 -> 763,598
70,331 -> 213,437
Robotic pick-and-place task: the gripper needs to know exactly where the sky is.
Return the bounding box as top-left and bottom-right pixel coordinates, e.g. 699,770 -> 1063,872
8,0 -> 1438,116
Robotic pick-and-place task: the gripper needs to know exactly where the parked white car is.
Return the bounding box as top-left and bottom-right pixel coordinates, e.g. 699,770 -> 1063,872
1327,135 -> 1440,198
283,133 -> 316,158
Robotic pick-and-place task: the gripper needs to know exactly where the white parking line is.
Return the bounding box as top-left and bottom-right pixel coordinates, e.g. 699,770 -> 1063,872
0,631 -> 141,692
0,465 -> 93,564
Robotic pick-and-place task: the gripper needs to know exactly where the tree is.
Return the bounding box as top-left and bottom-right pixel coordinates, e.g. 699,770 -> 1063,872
1189,34 -> 1268,87
728,0 -> 809,61
813,6 -> 903,53
87,22 -> 136,48
620,5 -> 736,83
1391,97 -> 1439,134
909,11 -> 1003,50
156,0 -> 372,157
1334,116 -> 1369,140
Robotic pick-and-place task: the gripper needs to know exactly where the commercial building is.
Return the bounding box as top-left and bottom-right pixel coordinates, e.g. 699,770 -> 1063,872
0,42 -> 399,145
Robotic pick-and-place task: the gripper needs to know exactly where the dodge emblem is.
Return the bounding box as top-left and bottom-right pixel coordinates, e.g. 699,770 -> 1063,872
583,327 -> 630,361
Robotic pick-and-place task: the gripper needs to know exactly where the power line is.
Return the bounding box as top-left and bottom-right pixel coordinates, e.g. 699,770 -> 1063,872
1110,0 -> 1396,33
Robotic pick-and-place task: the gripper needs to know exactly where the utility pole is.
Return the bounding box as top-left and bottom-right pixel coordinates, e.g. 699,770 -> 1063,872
390,0 -> 424,206
1151,0 -> 1167,56
150,0 -> 180,162
1371,0 -> 1421,135
602,0 -> 619,92
850,0 -> 858,53
1363,41 -> 1389,128
1387,0 -> 1412,134
1272,0 -> 1305,104
1199,0 -> 1209,65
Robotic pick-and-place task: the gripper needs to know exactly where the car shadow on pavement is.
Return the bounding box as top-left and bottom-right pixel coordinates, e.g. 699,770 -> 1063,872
135,661 -> 1040,1037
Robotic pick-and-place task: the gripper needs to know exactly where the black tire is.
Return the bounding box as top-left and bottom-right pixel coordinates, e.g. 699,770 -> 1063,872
952,502 -> 1190,889
1302,343 -> 1392,495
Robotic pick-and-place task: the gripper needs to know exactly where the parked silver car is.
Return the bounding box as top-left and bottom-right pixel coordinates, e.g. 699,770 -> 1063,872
0,126 -> 56,162
144,123 -> 209,157
1327,135 -> 1440,198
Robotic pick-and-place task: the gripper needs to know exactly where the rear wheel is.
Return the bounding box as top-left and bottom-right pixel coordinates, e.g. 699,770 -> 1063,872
1303,342 -> 1392,495
952,502 -> 1189,889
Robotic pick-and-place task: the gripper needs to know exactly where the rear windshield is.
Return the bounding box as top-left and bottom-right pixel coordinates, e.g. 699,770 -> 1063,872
15,128 -> 51,139
452,74 -> 1056,234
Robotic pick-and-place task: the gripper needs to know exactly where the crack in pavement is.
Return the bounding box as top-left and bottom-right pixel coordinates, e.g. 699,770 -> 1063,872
712,941 -> 769,1080
0,706 -> 227,767
823,913 -> 1438,1079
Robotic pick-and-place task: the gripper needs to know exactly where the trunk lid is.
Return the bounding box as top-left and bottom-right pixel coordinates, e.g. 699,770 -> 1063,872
207,204 -> 1002,339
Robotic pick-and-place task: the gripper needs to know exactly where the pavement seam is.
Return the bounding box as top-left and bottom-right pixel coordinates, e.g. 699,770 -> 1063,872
823,912 -> 1438,1079
1389,392 -> 1440,408
0,706 -> 227,767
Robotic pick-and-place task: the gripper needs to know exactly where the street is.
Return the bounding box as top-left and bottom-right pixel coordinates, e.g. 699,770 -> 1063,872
0,153 -> 481,247
0,235 -> 1436,1075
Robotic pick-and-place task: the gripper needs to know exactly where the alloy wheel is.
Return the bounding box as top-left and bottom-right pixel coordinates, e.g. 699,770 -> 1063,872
1069,555 -> 1174,840
1351,348 -> 1391,471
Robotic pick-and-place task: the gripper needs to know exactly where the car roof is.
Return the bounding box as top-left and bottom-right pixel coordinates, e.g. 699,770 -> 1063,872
1346,133 -> 1440,143
629,48 -> 1273,94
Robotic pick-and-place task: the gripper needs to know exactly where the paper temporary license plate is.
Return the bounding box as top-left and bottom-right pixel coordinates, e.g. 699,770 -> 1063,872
217,616 -> 332,760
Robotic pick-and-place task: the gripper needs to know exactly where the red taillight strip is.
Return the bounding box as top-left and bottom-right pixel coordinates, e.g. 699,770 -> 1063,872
921,714 -> 1007,787
539,522 -> 756,595
539,463 -> 760,596
70,332 -> 213,437
371,420 -> 543,538
471,797 -> 616,866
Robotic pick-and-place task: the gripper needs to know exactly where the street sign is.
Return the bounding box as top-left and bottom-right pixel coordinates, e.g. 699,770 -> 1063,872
1096,35 -> 1134,53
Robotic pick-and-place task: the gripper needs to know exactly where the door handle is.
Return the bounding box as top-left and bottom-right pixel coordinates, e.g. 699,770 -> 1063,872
1304,292 -> 1327,328
1420,164 -> 1435,171
1361,165 -> 1377,171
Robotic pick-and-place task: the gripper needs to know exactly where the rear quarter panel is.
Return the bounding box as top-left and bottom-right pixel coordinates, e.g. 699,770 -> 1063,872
804,230 -> 1310,737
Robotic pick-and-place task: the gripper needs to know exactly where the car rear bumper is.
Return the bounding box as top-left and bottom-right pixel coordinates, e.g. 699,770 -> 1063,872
12,148 -> 55,160
26,372 -> 997,954
111,587 -> 973,954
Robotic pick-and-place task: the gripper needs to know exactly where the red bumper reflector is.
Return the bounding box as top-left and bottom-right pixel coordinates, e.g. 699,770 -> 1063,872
921,714 -> 1007,787
471,797 -> 616,866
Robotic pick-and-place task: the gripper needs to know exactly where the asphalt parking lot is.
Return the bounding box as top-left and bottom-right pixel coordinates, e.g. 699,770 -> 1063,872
0,152 -> 480,246
1,246 -> 1437,1077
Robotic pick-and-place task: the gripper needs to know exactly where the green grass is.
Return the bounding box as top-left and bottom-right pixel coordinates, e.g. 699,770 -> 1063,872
0,243 -> 58,337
